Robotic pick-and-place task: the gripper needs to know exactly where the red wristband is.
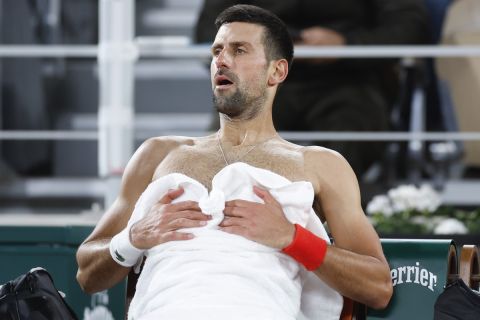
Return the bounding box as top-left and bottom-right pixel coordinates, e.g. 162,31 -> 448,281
282,224 -> 328,271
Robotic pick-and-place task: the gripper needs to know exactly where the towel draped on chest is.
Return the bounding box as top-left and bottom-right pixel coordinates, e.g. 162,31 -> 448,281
127,162 -> 343,320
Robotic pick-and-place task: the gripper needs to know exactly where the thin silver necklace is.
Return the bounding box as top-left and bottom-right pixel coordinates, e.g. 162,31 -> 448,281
217,133 -> 276,165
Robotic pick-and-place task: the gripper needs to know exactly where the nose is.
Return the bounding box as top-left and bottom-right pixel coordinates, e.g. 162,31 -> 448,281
214,49 -> 231,69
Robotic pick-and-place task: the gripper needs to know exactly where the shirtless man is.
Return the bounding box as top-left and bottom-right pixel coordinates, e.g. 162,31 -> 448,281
76,4 -> 392,315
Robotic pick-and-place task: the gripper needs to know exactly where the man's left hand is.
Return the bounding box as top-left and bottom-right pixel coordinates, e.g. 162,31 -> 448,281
220,186 -> 295,249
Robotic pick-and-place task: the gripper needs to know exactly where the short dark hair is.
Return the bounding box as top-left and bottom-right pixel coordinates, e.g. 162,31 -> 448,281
215,4 -> 294,70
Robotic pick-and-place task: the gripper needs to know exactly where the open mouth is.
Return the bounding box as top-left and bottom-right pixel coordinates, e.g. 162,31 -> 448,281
218,79 -> 233,85
215,75 -> 234,89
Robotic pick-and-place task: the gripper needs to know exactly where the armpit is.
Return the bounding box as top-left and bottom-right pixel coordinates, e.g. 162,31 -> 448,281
313,197 -> 326,223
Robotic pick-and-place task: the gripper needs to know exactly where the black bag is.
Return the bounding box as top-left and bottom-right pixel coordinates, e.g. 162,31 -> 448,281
0,267 -> 78,320
434,279 -> 480,320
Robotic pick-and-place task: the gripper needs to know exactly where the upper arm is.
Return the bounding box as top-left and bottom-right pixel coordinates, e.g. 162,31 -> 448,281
306,147 -> 387,263
82,138 -> 174,244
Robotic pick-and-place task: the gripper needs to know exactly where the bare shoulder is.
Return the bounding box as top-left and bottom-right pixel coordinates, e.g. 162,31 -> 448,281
301,145 -> 358,193
126,135 -> 201,175
137,135 -> 197,158
302,145 -> 352,170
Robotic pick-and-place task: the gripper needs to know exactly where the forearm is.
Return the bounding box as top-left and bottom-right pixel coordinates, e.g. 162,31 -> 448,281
76,239 -> 131,294
314,245 -> 392,309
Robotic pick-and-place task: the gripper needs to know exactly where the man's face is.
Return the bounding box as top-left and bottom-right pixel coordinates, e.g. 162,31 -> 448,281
211,22 -> 270,120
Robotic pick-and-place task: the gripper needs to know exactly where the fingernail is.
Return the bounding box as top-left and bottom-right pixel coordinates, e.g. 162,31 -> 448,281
200,221 -> 207,226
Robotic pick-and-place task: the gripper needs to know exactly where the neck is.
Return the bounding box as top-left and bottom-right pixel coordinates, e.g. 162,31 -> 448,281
218,109 -> 277,147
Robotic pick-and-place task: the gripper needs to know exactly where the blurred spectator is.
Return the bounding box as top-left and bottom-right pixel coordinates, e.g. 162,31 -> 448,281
436,0 -> 480,172
195,0 -> 429,178
0,0 -> 97,177
1,0 -> 50,176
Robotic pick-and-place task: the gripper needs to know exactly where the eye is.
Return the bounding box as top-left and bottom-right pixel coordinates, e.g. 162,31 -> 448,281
235,47 -> 246,55
212,48 -> 222,57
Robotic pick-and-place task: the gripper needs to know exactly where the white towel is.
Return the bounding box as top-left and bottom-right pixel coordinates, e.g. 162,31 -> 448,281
127,162 -> 343,320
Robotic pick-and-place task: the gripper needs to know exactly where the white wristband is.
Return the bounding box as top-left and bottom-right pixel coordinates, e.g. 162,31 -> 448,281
109,227 -> 144,267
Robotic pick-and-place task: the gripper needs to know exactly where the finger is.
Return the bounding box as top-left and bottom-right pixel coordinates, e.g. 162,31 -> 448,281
158,187 -> 184,204
220,226 -> 248,238
219,216 -> 246,228
223,206 -> 250,218
225,199 -> 257,208
253,186 -> 280,206
167,200 -> 201,212
167,210 -> 211,221
183,211 -> 212,220
168,217 -> 208,229
163,231 -> 194,242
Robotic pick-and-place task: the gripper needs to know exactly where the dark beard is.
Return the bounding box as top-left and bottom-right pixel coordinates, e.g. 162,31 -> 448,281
213,88 -> 267,121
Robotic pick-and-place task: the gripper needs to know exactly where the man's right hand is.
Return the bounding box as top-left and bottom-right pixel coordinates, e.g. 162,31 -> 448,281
129,188 -> 211,249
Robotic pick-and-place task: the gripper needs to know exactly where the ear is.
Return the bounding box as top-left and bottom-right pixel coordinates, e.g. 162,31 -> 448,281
267,59 -> 289,86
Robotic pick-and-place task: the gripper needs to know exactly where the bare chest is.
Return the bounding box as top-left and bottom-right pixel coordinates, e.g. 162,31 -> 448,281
152,144 -> 310,190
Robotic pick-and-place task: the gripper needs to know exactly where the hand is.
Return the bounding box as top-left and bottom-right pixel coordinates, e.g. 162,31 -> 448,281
300,26 -> 346,46
130,187 -> 211,249
220,186 -> 295,249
